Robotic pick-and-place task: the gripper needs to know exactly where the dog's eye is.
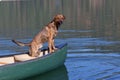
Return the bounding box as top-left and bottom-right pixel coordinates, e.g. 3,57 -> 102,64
63,17 -> 64,19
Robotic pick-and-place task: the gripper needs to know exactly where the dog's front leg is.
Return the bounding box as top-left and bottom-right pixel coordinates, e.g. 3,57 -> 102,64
48,37 -> 54,53
48,38 -> 55,53
52,39 -> 57,51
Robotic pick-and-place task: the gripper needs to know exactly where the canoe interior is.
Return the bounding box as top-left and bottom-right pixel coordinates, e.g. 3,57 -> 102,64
0,50 -> 49,66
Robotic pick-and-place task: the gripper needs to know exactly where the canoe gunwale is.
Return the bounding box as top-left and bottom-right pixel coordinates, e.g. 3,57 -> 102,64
0,43 -> 67,57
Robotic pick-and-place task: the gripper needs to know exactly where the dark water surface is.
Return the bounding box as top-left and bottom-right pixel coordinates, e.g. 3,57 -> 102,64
1,0 -> 120,80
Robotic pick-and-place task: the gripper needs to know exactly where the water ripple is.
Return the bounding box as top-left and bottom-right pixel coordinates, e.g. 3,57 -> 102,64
65,53 -> 120,80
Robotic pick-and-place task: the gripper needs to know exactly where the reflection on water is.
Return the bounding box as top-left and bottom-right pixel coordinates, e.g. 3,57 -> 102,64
24,65 -> 68,80
0,0 -> 120,80
1,0 -> 120,40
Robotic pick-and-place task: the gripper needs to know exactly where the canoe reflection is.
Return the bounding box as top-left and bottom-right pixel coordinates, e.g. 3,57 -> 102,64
24,65 -> 68,80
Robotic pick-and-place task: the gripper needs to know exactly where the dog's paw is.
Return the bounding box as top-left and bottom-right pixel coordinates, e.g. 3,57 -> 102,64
53,47 -> 58,50
51,48 -> 58,53
49,50 -> 54,53
30,53 -> 39,57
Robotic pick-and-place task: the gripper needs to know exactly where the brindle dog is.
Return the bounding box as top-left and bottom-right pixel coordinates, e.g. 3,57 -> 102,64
12,14 -> 65,57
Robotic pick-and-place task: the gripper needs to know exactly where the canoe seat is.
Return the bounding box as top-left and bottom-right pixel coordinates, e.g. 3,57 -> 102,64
14,54 -> 36,62
0,56 -> 15,66
14,50 -> 49,62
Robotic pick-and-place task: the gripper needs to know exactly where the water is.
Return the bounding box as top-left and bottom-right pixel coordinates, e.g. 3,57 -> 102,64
1,0 -> 120,80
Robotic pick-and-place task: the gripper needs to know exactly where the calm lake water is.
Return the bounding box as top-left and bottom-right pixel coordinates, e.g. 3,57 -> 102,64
1,0 -> 120,80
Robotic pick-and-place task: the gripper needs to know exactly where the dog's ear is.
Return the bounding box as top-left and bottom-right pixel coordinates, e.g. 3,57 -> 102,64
53,15 -> 58,20
63,15 -> 65,20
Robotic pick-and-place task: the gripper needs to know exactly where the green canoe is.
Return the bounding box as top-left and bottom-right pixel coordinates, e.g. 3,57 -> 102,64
0,43 -> 67,80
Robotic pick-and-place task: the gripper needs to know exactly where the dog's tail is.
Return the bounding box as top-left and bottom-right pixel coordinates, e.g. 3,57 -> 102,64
12,40 -> 30,46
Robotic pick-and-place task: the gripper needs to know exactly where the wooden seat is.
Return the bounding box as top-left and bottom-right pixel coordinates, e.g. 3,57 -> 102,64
14,50 -> 49,62
14,54 -> 36,62
0,56 -> 15,66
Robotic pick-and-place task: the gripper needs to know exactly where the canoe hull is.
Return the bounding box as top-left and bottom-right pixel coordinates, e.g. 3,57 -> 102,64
0,43 -> 67,80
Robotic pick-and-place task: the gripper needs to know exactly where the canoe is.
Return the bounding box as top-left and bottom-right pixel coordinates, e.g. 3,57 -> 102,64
0,43 -> 67,80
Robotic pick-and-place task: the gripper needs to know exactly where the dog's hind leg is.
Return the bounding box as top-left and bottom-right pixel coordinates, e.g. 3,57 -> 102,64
29,45 -> 39,57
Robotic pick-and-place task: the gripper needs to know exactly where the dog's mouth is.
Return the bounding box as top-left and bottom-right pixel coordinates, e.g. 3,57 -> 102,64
54,17 -> 64,24
59,18 -> 65,23
58,20 -> 63,24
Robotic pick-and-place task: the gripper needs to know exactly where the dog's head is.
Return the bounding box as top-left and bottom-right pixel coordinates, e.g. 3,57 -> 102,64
53,14 -> 65,24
